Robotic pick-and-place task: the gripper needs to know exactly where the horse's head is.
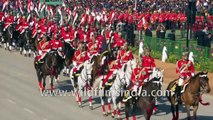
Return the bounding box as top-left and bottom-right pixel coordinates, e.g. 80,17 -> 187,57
128,59 -> 137,71
198,72 -> 211,93
149,68 -> 164,88
84,60 -> 94,80
49,50 -> 59,67
109,47 -> 118,60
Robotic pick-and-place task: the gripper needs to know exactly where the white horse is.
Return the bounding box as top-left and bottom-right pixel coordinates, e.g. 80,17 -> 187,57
93,59 -> 137,118
70,60 -> 94,109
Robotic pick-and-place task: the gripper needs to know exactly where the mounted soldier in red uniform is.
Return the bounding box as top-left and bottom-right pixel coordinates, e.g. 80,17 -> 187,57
142,48 -> 156,75
175,52 -> 195,103
122,60 -> 149,102
70,42 -> 90,82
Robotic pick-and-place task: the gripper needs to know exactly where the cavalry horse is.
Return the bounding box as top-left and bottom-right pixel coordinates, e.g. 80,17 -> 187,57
62,41 -> 76,76
167,72 -> 211,120
19,28 -> 33,56
2,24 -> 14,51
34,50 -> 64,92
124,68 -> 164,120
92,59 -> 137,119
72,59 -> 94,109
91,48 -> 118,85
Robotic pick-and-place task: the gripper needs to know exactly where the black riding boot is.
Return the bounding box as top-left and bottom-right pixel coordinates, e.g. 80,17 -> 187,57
176,85 -> 182,104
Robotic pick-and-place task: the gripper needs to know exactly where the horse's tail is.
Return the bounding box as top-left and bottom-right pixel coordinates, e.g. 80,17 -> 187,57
199,95 -> 210,106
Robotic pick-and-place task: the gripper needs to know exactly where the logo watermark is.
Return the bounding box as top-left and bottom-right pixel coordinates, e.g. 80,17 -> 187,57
39,88 -> 171,97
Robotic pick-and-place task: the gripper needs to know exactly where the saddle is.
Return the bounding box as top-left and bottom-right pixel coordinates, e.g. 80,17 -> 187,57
170,78 -> 190,95
104,75 -> 116,90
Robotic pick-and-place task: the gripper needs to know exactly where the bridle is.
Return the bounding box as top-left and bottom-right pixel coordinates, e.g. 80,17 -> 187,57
199,74 -> 209,94
80,64 -> 92,83
188,74 -> 209,96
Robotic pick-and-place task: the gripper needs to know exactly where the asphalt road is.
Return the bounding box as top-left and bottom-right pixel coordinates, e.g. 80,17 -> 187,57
0,48 -> 213,120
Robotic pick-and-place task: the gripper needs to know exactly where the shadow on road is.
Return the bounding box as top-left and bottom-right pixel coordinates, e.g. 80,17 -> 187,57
55,79 -> 73,92
180,115 -> 213,120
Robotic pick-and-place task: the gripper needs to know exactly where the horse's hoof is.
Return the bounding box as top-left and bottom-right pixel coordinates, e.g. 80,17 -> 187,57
28,54 -> 31,57
78,104 -> 82,108
172,117 -> 177,120
107,111 -> 111,115
103,112 -> 108,116
89,106 -> 93,110
111,114 -> 115,118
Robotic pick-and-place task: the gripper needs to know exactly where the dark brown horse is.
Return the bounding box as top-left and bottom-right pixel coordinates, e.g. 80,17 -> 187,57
167,72 -> 211,120
34,50 -> 64,92
3,25 -> 14,50
62,40 -> 77,76
124,70 -> 163,120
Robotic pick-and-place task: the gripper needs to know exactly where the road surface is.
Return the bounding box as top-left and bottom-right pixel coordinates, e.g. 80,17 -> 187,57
0,48 -> 213,120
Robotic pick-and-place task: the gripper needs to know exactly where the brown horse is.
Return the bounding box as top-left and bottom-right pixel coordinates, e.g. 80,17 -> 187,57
34,50 -> 64,92
62,38 -> 78,76
167,72 -> 211,120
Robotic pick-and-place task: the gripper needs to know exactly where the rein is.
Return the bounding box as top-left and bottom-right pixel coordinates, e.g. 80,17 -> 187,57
98,50 -> 108,62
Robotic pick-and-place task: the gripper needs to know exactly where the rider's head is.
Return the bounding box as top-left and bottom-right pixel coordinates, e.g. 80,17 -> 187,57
137,59 -> 142,68
182,52 -> 189,61
78,42 -> 83,51
121,42 -> 128,50
145,47 -> 151,56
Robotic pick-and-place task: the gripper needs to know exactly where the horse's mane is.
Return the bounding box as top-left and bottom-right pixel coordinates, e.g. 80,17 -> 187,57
190,71 -> 206,83
123,64 -> 127,72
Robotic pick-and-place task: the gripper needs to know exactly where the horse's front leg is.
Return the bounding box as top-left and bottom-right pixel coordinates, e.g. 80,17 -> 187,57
50,75 -> 54,92
193,105 -> 198,120
77,87 -> 82,108
86,84 -> 93,110
107,97 -> 112,115
111,96 -> 117,118
42,76 -> 46,91
70,71 -> 78,102
54,74 -> 59,83
125,101 -> 130,120
36,70 -> 43,91
100,96 -> 107,116
185,104 -> 191,120
171,104 -> 176,120
176,104 -> 179,120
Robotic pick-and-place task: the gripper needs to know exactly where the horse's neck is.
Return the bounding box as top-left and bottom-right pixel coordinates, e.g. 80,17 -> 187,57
113,73 -> 124,89
143,81 -> 155,95
81,67 -> 87,79
188,76 -> 200,93
125,64 -> 132,79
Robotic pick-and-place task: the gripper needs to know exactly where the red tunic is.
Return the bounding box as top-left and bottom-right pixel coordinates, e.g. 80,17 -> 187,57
176,59 -> 194,78
49,39 -> 63,50
142,56 -> 156,72
72,51 -> 90,66
118,49 -> 133,64
38,40 -> 50,51
131,68 -> 149,86
87,41 -> 99,56
103,60 -> 122,85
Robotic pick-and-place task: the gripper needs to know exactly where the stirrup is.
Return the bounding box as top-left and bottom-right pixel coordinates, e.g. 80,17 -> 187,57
122,96 -> 132,102
38,61 -> 44,64
105,82 -> 113,86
